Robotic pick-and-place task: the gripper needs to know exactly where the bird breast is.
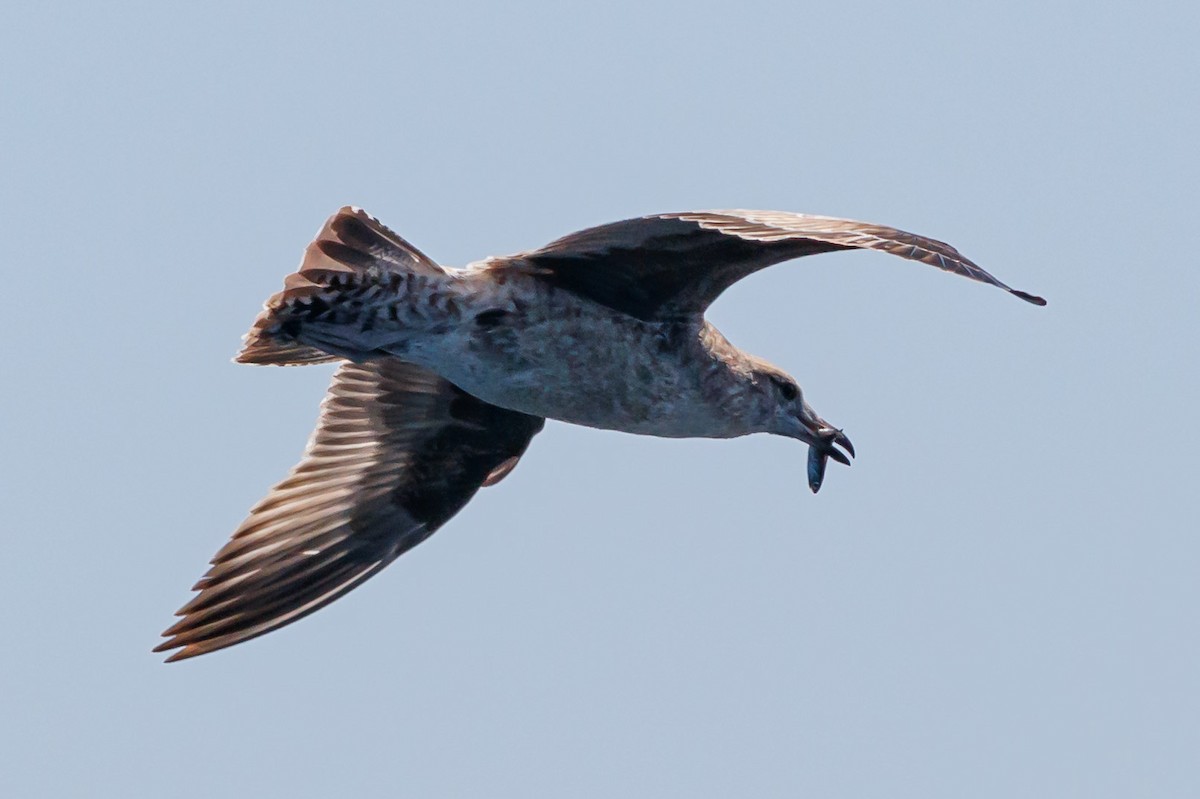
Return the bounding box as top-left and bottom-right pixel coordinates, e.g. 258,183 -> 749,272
395,278 -> 759,438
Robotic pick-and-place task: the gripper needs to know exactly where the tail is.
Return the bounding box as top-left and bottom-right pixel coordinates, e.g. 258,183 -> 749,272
236,206 -> 444,365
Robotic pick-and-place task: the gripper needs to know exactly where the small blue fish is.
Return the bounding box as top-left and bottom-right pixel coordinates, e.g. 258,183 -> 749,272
807,445 -> 828,493
807,427 -> 854,493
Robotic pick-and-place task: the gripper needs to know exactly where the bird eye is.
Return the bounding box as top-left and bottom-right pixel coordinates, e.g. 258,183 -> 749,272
772,377 -> 799,401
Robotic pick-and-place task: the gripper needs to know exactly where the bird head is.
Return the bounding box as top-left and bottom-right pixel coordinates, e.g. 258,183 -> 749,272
753,362 -> 855,493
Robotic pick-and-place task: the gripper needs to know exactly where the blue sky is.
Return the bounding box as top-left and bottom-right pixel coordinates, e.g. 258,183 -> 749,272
2,2 -> 1198,796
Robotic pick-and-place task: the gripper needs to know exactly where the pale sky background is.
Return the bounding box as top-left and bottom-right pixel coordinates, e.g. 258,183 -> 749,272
2,2 -> 1198,796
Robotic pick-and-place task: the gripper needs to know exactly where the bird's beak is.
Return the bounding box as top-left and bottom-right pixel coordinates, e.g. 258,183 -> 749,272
796,414 -> 854,493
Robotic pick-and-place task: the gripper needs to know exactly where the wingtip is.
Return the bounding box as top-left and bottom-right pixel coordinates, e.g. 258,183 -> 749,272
1011,289 -> 1048,306
154,636 -> 204,663
152,638 -> 184,660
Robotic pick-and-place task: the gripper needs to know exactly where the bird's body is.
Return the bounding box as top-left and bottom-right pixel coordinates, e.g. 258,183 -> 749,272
157,206 -> 1044,661
274,264 -> 765,438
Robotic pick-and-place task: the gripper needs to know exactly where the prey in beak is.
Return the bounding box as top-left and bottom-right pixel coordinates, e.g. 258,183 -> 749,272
802,421 -> 855,494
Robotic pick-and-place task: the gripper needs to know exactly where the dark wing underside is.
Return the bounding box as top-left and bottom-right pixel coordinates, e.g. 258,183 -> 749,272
156,360 -> 543,661
503,210 -> 1045,321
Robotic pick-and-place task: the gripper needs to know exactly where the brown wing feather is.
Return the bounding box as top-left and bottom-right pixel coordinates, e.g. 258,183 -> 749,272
156,360 -> 543,661
504,210 -> 1045,321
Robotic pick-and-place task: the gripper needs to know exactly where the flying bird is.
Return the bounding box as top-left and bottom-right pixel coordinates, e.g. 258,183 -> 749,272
157,207 -> 1045,661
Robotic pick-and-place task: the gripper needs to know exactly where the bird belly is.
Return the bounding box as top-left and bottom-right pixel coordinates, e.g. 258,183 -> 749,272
287,274 -> 748,438
417,306 -> 740,438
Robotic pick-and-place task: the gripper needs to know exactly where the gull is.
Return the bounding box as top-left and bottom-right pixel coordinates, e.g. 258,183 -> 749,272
157,207 -> 1045,661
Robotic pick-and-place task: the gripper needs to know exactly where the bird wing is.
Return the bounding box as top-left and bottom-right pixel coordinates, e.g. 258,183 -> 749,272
156,359 -> 543,661
497,210 -> 1044,321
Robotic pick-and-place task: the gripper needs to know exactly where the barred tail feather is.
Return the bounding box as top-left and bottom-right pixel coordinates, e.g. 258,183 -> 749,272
237,334 -> 340,366
234,206 -> 444,366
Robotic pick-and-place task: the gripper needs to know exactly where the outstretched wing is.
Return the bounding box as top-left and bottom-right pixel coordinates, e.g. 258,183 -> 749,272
500,210 -> 1045,321
156,359 -> 543,662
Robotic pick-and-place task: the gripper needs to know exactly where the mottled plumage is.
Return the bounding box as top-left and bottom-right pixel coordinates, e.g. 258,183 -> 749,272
157,206 -> 1044,661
